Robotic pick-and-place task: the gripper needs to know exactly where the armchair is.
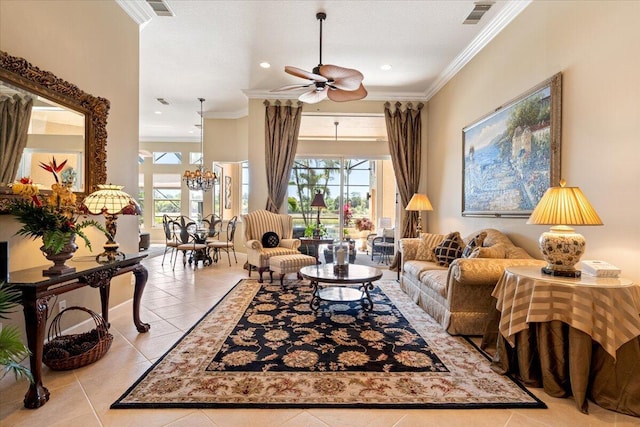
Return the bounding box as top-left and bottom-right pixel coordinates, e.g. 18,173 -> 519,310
242,209 -> 301,282
366,228 -> 395,261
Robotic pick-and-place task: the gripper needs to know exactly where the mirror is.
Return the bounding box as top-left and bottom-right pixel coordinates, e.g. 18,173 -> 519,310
0,50 -> 109,209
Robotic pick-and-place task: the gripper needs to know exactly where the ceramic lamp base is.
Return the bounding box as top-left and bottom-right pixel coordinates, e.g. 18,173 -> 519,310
538,226 -> 586,276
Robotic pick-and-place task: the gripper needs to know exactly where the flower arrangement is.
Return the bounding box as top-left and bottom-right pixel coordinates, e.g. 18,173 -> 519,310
343,203 -> 353,226
354,217 -> 374,232
10,158 -> 107,255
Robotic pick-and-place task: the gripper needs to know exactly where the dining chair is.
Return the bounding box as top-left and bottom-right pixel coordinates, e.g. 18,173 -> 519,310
207,216 -> 238,266
202,214 -> 222,240
161,214 -> 179,265
172,216 -> 208,269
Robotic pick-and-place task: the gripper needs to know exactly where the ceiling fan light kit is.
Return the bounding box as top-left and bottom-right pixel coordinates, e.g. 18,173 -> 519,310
272,12 -> 367,104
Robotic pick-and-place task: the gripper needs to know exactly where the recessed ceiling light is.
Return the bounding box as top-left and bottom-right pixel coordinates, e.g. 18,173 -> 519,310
380,64 -> 392,71
259,62 -> 271,69
154,111 -> 162,115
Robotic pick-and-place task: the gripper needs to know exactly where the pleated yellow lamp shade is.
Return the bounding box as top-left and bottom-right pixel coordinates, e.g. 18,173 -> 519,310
405,193 -> 434,212
527,181 -> 602,226
405,193 -> 433,235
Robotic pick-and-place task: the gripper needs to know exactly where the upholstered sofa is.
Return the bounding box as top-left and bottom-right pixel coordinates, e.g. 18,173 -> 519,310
399,228 -> 545,336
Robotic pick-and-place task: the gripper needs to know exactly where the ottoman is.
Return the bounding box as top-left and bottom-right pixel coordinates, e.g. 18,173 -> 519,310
268,254 -> 316,285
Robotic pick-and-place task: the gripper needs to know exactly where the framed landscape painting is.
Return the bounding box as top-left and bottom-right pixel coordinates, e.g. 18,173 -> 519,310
462,73 -> 562,217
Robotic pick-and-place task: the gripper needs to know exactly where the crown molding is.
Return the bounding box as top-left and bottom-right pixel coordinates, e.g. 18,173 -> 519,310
116,0 -> 154,29
424,0 -> 532,100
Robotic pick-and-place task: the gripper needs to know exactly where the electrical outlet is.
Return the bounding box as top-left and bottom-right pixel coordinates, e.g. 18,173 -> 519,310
58,300 -> 67,312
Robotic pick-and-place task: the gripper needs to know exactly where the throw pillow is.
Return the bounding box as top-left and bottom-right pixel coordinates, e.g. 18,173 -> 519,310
261,231 -> 280,248
468,243 -> 508,259
415,233 -> 446,262
434,232 -> 464,266
462,231 -> 488,258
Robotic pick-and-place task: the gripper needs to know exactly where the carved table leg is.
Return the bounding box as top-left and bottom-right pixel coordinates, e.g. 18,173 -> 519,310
360,281 -> 375,312
132,264 -> 150,332
99,283 -> 111,328
21,292 -> 51,408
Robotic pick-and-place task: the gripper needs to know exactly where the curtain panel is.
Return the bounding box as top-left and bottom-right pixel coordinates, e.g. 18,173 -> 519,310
263,100 -> 303,213
384,101 -> 424,239
0,94 -> 33,184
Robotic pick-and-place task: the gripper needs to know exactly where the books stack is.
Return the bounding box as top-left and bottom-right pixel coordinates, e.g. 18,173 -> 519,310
581,260 -> 621,278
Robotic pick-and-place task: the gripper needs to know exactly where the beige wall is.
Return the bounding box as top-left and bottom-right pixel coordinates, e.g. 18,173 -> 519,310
0,1 -> 139,321
427,1 -> 640,282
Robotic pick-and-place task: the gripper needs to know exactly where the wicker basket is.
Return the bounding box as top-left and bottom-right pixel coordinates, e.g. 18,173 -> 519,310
43,306 -> 113,371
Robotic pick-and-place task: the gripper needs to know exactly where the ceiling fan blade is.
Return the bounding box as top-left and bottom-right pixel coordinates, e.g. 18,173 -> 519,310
299,87 -> 328,104
285,66 -> 327,82
270,84 -> 312,92
327,84 -> 368,102
319,64 -> 364,85
330,75 -> 364,91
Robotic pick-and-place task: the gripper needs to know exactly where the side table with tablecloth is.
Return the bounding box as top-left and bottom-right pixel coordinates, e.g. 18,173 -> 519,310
484,266 -> 640,416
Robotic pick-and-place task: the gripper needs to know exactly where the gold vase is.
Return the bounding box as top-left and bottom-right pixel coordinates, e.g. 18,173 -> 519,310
40,233 -> 78,276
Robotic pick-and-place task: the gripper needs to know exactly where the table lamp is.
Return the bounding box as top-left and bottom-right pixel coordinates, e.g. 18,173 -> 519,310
310,190 -> 327,239
82,184 -> 141,262
405,193 -> 433,235
527,179 -> 603,277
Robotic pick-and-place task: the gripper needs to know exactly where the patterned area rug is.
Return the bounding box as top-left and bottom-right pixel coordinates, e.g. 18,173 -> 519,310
112,279 -> 545,409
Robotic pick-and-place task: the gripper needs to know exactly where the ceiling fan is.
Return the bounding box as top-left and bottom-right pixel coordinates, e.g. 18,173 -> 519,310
272,12 -> 367,104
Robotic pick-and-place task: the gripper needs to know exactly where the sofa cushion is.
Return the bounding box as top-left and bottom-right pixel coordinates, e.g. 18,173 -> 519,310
434,232 -> 464,266
415,233 -> 445,262
505,246 -> 533,259
462,231 -> 487,258
468,243 -> 508,259
419,269 -> 450,299
403,260 -> 444,278
261,231 -> 280,248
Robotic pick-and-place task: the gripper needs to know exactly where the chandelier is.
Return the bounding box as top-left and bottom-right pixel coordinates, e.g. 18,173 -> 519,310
183,97 -> 216,191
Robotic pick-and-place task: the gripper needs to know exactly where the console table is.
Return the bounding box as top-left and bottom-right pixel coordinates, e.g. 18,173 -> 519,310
299,237 -> 333,263
7,253 -> 151,409
485,266 -> 640,416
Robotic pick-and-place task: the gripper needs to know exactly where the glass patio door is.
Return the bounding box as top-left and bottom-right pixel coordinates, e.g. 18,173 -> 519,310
288,157 -> 392,240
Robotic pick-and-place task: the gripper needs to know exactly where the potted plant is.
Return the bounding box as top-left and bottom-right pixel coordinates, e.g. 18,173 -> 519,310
0,282 -> 33,383
9,158 -> 108,274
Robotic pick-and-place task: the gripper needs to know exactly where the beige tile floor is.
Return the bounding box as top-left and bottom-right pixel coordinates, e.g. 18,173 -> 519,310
1,250 -> 638,427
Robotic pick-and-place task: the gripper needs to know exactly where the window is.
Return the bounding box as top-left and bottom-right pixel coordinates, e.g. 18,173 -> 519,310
152,173 -> 181,225
189,190 -> 203,222
153,152 -> 182,164
287,158 -> 382,238
189,152 -> 203,165
241,161 -> 249,215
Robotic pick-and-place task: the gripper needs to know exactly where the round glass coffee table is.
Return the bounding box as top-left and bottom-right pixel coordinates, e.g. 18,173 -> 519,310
299,264 -> 383,312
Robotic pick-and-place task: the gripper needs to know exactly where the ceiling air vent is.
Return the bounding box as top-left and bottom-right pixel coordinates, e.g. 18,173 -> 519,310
156,98 -> 169,105
463,2 -> 494,24
146,0 -> 174,17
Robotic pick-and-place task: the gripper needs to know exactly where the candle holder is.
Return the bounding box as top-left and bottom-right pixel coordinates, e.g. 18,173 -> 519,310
333,239 -> 350,276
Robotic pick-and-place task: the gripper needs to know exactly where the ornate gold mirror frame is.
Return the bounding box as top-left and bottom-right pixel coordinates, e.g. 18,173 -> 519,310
0,50 -> 109,210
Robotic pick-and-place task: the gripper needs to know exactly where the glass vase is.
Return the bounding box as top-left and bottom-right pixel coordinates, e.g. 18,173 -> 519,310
333,239 -> 350,276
